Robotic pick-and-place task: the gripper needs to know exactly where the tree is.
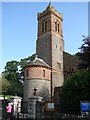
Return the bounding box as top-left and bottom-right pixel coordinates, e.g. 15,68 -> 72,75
1,74 -> 11,95
3,60 -> 23,96
19,53 -> 36,81
62,69 -> 90,114
76,36 -> 90,69
20,53 -> 36,68
4,60 -> 20,82
2,53 -> 36,96
62,36 -> 90,114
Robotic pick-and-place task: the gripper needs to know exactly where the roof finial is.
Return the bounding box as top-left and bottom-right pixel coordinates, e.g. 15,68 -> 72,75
48,0 -> 51,7
35,55 -> 38,59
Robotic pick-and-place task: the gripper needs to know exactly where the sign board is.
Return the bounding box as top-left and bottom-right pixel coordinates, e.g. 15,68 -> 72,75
48,102 -> 54,109
80,102 -> 90,112
44,101 -> 54,111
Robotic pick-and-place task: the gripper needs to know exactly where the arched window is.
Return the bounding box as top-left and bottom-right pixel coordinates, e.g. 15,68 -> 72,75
42,22 -> 44,32
42,20 -> 47,32
43,70 -> 45,77
45,21 -> 47,31
55,21 -> 57,31
26,69 -> 29,77
55,20 -> 60,33
57,23 -> 59,33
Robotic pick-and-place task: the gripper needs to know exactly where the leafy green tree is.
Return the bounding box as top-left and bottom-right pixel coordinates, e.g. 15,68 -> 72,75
19,53 -> 36,81
7,80 -> 23,97
76,36 -> 90,69
1,74 -> 11,95
4,60 -> 20,82
3,60 -> 23,96
2,54 -> 36,96
62,69 -> 90,114
62,36 -> 90,114
20,53 -> 36,68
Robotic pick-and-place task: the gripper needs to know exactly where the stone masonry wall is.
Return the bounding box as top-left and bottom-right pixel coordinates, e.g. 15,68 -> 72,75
23,79 -> 51,102
36,33 -> 52,66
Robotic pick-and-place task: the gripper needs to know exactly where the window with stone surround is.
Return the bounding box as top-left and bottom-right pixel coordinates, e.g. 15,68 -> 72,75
42,20 -> 47,32
42,22 -> 44,32
60,47 -> 62,50
45,21 -> 47,31
26,69 -> 29,77
55,21 -> 57,31
57,62 -> 61,70
43,70 -> 45,77
57,23 -> 59,33
55,20 -> 60,33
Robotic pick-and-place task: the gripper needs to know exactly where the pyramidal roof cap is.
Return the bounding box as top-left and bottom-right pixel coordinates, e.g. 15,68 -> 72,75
46,2 -> 55,11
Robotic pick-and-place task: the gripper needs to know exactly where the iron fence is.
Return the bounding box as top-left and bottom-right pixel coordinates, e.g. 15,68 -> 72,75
2,101 -> 90,120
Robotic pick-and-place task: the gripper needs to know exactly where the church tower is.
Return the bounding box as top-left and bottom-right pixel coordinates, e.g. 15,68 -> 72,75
36,3 -> 64,95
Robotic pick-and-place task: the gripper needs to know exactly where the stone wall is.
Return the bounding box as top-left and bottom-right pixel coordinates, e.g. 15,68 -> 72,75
51,33 -> 64,93
36,33 -> 51,66
63,52 -> 80,80
23,79 -> 51,102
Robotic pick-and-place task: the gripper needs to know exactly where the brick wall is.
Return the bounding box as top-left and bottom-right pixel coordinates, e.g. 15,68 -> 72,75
24,66 -> 51,102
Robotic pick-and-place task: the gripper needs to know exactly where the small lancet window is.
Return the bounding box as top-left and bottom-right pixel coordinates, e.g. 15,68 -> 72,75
55,20 -> 60,33
57,23 -> 59,33
43,70 -> 45,77
42,22 -> 44,32
55,22 -> 57,31
60,47 -> 62,50
45,21 -> 47,31
26,69 -> 29,77
42,20 -> 47,33
57,62 -> 61,70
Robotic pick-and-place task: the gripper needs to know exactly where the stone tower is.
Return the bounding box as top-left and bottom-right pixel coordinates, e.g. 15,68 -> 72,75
36,3 -> 64,95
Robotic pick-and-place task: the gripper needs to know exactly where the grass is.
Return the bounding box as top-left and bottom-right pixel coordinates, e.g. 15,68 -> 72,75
0,94 -> 14,99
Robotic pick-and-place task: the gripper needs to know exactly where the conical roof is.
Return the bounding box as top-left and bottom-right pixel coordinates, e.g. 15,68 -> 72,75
30,55 -> 50,68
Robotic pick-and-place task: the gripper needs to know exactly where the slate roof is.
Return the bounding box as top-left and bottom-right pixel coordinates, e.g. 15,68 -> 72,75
29,55 -> 50,68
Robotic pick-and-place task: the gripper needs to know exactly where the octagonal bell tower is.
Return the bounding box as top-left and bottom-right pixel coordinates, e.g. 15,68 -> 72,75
36,3 -> 64,95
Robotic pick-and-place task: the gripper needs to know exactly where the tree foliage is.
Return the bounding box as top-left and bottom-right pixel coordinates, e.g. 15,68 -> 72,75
2,54 -> 36,97
62,69 -> 90,114
1,74 -> 11,94
19,53 -> 36,80
4,60 -> 20,82
76,36 -> 90,69
62,36 -> 90,114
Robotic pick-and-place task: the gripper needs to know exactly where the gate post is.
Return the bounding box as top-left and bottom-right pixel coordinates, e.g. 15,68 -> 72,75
28,96 -> 43,119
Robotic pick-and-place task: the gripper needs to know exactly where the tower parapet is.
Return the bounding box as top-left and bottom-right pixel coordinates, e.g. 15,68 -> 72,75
37,4 -> 63,21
